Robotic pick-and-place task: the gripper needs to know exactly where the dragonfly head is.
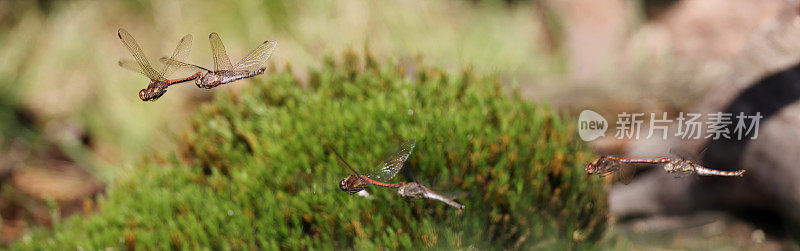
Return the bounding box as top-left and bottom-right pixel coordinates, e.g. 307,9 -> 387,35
139,86 -> 167,101
584,161 -> 596,175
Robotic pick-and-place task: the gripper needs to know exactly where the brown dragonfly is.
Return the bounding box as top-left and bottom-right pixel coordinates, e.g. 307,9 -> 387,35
585,156 -> 745,184
160,32 -> 276,89
397,182 -> 465,210
117,29 -> 201,101
332,139 -> 416,193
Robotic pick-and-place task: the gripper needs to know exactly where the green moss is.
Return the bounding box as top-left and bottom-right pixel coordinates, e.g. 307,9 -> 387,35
13,52 -> 607,249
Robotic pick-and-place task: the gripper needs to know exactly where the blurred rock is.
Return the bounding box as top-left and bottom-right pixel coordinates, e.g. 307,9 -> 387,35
652,0 -> 788,62
556,0 -> 631,82
0,157 -> 103,245
614,212 -> 789,249
11,161 -> 102,202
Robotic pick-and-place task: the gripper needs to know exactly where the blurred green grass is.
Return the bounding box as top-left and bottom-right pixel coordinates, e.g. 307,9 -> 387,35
12,52 -> 607,249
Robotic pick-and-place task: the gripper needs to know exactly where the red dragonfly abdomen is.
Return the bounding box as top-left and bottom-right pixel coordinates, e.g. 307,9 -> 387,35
363,177 -> 405,188
616,157 -> 671,164
162,72 -> 203,87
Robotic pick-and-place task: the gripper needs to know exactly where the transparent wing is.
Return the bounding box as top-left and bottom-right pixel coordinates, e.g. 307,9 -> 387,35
609,163 -> 656,185
159,34 -> 192,79
233,40 -> 277,71
611,168 -> 635,185
118,59 -> 147,76
209,32 -> 233,71
117,28 -> 162,80
367,139 -> 416,182
159,57 -> 210,72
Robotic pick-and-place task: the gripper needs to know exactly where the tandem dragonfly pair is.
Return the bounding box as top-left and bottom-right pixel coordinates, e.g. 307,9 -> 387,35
117,29 -> 277,101
331,139 -> 465,210
584,155 -> 746,184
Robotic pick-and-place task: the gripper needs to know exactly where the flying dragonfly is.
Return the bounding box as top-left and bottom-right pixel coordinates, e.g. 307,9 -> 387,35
161,32 -> 276,89
117,29 -> 201,101
332,139 -> 416,193
584,156 -> 745,184
397,182 -> 465,210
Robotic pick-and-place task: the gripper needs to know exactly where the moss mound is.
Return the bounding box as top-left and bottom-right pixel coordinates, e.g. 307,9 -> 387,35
13,52 -> 607,249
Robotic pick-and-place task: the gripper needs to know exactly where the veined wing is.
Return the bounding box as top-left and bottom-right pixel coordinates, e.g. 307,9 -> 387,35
119,59 -> 161,89
608,163 -> 658,185
159,34 -> 193,79
118,59 -> 147,77
610,167 -> 635,185
367,139 -> 416,182
233,40 -> 277,72
160,57 -> 210,72
117,28 -> 162,81
209,32 -> 233,71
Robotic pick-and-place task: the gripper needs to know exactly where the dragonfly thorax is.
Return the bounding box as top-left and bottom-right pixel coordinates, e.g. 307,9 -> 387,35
398,182 -> 426,199
339,174 -> 368,192
196,71 -> 220,89
664,159 -> 693,173
585,156 -> 615,175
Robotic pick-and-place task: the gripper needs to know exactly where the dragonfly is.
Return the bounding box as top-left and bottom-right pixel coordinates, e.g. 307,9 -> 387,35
160,32 -> 277,89
397,182 -> 465,210
332,139 -> 416,193
117,29 -> 202,101
584,156 -> 745,184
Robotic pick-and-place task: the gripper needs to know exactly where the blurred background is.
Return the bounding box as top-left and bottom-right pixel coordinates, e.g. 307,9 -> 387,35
1,0 -> 800,248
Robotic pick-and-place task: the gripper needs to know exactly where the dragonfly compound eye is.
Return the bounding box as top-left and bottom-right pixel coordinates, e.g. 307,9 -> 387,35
339,179 -> 348,191
584,163 -> 594,175
138,89 -> 148,101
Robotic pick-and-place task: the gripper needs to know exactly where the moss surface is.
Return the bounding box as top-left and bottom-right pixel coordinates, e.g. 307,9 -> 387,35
13,53 -> 606,249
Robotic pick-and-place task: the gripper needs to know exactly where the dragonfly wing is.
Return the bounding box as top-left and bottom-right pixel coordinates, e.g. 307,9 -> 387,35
612,164 -> 658,185
209,32 -> 233,71
119,59 -> 147,76
367,139 -> 416,182
233,40 -> 277,72
160,57 -> 210,72
159,34 -> 192,79
613,168 -> 635,185
117,29 -> 163,81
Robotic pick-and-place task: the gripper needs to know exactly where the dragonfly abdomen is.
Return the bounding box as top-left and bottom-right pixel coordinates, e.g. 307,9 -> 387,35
694,166 -> 746,177
218,69 -> 264,84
